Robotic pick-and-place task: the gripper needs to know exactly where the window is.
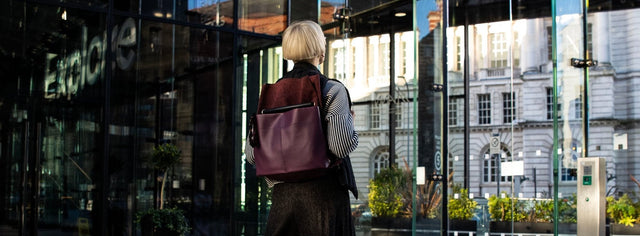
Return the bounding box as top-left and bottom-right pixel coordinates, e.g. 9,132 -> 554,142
449,97 -> 461,126
559,140 -> 580,181
368,37 -> 376,79
547,26 -> 553,61
513,32 -> 520,67
381,35 -> 390,77
483,147 -> 513,183
371,102 -> 381,129
478,94 -> 491,124
489,32 -> 508,68
587,23 -> 593,60
333,46 -> 346,80
503,92 -> 516,123
394,103 -> 402,128
574,94 -> 582,119
373,147 -> 390,175
456,36 -> 463,70
546,87 -> 561,120
401,40 -> 408,75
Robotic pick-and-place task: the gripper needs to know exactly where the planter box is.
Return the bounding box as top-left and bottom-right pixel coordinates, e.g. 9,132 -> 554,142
449,219 -> 477,232
490,221 -> 576,234
370,218 -> 475,236
610,223 -> 640,235
371,217 -> 412,229
371,217 -> 442,236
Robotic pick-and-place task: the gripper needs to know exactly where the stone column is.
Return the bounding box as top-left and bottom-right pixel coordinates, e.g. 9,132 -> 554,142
594,12 -> 610,64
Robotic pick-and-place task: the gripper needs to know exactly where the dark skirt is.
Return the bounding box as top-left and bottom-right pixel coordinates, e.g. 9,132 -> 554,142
266,175 -> 355,236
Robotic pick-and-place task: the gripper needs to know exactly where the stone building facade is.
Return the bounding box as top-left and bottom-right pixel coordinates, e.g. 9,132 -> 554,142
334,8 -> 640,202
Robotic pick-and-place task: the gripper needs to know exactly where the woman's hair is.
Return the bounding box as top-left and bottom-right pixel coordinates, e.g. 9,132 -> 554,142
282,20 -> 326,63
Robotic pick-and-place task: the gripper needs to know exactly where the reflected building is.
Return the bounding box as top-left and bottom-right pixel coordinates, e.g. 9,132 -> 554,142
444,10 -> 639,198
328,7 -> 640,203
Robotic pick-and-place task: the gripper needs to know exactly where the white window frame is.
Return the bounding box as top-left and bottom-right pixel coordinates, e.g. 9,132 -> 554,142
478,94 -> 491,124
503,92 -> 516,123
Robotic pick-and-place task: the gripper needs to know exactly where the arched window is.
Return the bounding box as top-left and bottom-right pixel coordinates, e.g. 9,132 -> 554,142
559,140 -> 580,181
483,145 -> 512,183
372,147 -> 390,175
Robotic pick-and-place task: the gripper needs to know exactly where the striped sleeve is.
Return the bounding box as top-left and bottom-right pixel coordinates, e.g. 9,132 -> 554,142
244,136 -> 280,187
323,81 -> 359,158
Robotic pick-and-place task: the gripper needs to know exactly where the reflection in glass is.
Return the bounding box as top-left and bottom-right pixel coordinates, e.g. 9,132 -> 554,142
187,0 -> 233,28
238,0 -> 287,35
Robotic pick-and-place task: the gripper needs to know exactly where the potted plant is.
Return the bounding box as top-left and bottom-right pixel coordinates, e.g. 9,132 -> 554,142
136,207 -> 190,236
488,193 -> 577,234
488,192 -> 527,233
137,143 -> 190,236
448,187 -> 478,231
368,166 -> 412,230
368,162 -> 450,235
607,194 -> 640,235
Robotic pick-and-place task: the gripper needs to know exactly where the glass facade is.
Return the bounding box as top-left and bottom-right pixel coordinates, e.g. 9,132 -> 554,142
1,0 -> 639,235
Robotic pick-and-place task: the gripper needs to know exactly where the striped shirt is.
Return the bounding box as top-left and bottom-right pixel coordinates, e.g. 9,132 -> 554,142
245,78 -> 359,187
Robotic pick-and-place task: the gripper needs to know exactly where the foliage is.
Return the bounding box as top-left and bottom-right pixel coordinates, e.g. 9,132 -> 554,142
368,167 -> 409,217
527,199 -> 553,223
136,207 -> 191,235
415,172 -> 447,219
448,187 -> 478,220
487,192 -> 527,222
367,159 -> 454,220
557,194 -> 577,223
607,194 -> 640,226
148,143 -> 182,210
489,193 -> 576,224
150,143 -> 182,171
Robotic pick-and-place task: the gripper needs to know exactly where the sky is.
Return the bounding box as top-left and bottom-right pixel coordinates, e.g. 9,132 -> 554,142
416,0 -> 439,39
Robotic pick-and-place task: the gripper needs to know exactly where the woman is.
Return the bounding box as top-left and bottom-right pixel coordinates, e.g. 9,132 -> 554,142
245,20 -> 359,236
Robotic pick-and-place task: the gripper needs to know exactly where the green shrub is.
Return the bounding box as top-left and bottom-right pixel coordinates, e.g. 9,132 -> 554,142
136,207 -> 191,235
368,167 -> 409,217
488,192 -> 527,222
557,194 -> 577,223
448,187 -> 477,220
528,199 -> 553,222
607,194 -> 640,226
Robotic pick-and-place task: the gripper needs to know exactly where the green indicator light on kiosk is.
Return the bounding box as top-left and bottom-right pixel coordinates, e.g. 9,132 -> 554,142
583,176 -> 592,185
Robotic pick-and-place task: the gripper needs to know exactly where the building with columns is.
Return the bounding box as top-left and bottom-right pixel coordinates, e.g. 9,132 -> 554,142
330,8 -> 640,202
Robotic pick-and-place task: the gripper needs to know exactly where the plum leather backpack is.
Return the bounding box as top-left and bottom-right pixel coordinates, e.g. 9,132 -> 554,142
249,74 -> 330,182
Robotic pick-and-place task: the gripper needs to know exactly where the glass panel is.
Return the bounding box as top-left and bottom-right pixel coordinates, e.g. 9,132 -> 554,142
0,1 -> 25,234
320,0 -> 344,25
446,0 -> 604,234
552,0 -> 584,231
238,0 -> 287,35
186,0 -> 234,29
141,0 -> 188,21
593,3 -> 640,235
238,36 -> 282,236
323,0 -> 445,235
188,29 -> 235,235
0,3 -> 107,235
38,4 -> 105,235
108,15 -> 138,236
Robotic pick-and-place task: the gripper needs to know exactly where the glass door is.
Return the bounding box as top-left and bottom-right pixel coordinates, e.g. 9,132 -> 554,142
322,0 -> 445,235
445,0 -> 594,235
551,0 -> 588,232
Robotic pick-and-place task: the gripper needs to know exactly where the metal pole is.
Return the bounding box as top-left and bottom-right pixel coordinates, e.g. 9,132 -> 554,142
389,26 -> 396,167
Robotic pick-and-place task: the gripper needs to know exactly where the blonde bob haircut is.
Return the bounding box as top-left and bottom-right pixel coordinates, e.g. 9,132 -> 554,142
282,20 -> 326,63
